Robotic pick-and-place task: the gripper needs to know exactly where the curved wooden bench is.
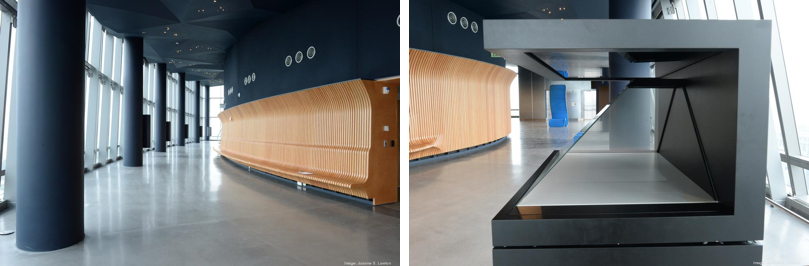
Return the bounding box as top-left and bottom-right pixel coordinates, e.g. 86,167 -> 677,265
409,49 -> 516,160
217,78 -> 399,205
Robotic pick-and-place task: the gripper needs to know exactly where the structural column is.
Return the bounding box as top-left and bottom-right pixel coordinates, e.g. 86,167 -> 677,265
16,0 -> 86,251
123,37 -> 144,166
177,73 -> 186,146
204,85 -> 210,141
194,81 -> 201,143
607,0 -> 652,150
155,63 -> 167,152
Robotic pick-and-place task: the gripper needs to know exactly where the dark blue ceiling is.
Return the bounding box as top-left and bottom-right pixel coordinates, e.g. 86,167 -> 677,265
87,0 -> 308,85
449,0 -> 608,19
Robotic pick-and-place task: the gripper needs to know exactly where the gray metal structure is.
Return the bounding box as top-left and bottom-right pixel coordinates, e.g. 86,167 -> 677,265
486,20 -> 771,265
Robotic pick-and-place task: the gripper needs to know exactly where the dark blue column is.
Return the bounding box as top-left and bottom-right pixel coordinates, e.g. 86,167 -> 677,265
15,0 -> 86,251
155,63 -> 167,152
177,73 -> 186,146
194,81 -> 201,143
204,85 -> 210,141
123,37 -> 143,166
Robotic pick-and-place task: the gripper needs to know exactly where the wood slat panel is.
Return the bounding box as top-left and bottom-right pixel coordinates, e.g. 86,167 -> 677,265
409,49 -> 516,160
217,79 -> 399,205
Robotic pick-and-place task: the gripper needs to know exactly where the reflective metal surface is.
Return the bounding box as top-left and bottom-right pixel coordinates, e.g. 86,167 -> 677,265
0,142 -> 399,265
410,119 -> 809,265
518,153 -> 716,206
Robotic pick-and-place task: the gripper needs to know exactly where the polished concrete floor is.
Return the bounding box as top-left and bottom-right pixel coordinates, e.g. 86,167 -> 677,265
410,118 -> 809,265
0,142 -> 399,265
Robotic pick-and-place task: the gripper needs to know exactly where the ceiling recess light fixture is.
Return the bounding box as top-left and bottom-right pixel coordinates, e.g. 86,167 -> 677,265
471,21 -> 478,33
307,46 -> 316,59
295,51 -> 303,63
460,17 -> 469,29
447,12 -> 457,25
285,55 -> 293,67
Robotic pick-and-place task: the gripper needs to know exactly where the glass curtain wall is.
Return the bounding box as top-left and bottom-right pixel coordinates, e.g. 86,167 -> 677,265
81,13 -> 125,170
208,85 -> 224,140
664,0 -> 809,202
0,10 -> 194,201
0,10 -> 15,199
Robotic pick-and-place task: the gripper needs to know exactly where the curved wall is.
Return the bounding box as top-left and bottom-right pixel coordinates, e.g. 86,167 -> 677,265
224,0 -> 399,109
409,49 -> 515,160
218,79 -> 399,205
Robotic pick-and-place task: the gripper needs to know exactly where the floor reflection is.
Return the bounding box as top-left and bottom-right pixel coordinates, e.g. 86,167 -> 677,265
0,142 -> 399,266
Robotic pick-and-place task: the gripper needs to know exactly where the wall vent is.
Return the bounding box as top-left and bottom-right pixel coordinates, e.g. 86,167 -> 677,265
447,12 -> 457,25
307,46 -> 316,59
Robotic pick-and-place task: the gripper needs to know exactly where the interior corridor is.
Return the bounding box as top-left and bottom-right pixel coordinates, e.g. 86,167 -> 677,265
0,142 -> 399,265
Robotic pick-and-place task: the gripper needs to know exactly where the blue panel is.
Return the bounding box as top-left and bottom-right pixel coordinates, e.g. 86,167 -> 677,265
549,84 -> 568,127
549,118 -> 568,127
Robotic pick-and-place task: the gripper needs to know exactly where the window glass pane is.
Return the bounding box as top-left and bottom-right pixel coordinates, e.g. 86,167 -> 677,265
806,169 -> 809,187
782,162 -> 792,195
773,0 -> 809,156
770,76 -> 784,152
506,65 -> 519,117
208,85 -> 224,140
714,0 -> 737,19
210,85 -> 224,98
208,99 -> 222,117
2,25 -> 15,170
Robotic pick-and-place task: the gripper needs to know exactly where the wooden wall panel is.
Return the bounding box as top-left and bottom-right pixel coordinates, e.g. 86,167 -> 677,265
217,79 -> 399,205
409,49 -> 516,160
